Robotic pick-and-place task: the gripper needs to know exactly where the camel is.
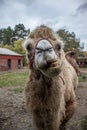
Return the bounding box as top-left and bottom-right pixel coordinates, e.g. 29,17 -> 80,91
65,51 -> 79,75
23,25 -> 78,130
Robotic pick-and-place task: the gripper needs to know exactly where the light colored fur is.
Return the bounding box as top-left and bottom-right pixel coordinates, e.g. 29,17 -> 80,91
23,25 -> 78,130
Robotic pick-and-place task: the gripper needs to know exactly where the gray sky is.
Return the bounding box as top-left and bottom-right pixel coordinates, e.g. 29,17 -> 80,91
0,0 -> 87,50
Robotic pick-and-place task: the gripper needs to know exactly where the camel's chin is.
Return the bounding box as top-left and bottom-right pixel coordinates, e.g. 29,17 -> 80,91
39,65 -> 61,78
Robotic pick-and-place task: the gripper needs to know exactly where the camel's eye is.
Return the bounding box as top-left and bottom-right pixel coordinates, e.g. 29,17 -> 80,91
48,48 -> 53,53
36,48 -> 42,54
37,50 -> 42,54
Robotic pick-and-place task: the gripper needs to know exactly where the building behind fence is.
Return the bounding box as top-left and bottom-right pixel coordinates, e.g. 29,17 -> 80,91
77,57 -> 87,67
0,48 -> 23,71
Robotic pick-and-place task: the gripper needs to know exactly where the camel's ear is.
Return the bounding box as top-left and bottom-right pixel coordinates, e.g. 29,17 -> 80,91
56,39 -> 65,51
23,39 -> 34,52
23,39 -> 34,62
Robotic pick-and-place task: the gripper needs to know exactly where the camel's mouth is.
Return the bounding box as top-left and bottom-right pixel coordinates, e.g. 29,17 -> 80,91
39,61 -> 62,77
39,61 -> 58,70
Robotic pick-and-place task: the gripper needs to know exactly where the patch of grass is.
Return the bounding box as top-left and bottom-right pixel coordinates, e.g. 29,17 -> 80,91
79,73 -> 87,82
81,116 -> 87,130
13,87 -> 24,93
0,70 -> 29,87
0,69 -> 86,87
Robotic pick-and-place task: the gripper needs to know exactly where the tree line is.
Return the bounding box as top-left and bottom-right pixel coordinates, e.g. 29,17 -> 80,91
0,24 -> 30,45
0,23 -> 83,65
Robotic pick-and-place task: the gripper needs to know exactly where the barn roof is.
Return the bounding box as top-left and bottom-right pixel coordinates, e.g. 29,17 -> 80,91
0,48 -> 23,56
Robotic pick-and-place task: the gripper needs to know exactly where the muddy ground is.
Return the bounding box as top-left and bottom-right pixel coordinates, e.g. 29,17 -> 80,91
0,71 -> 87,130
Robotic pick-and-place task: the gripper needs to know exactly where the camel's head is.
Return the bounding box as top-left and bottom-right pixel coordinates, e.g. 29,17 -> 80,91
23,25 -> 65,78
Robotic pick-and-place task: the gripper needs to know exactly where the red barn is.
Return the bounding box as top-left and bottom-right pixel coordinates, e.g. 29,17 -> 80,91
0,48 -> 23,71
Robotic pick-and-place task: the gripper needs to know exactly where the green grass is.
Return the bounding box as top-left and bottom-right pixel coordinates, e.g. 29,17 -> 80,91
0,70 -> 29,87
79,73 -> 87,82
81,116 -> 87,130
0,69 -> 86,88
13,87 -> 24,93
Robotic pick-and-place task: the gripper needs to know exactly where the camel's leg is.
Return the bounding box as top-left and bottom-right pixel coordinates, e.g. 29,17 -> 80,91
60,89 -> 77,130
32,111 -> 45,130
30,128 -> 36,130
32,110 -> 59,130
60,100 -> 77,130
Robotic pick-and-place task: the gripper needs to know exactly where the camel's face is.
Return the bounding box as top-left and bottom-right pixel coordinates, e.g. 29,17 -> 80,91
24,39 -> 64,78
34,39 -> 63,77
23,26 -> 64,78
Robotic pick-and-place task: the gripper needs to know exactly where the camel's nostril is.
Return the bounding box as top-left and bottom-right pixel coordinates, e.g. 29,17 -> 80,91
50,62 -> 57,68
47,60 -> 57,67
52,63 -> 55,67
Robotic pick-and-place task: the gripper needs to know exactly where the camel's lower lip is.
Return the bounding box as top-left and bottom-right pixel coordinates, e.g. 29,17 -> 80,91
39,64 -> 51,69
39,62 -> 58,70
40,65 -> 61,78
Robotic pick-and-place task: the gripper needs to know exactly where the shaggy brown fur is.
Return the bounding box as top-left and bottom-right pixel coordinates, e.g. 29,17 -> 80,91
24,25 -> 78,130
29,25 -> 57,42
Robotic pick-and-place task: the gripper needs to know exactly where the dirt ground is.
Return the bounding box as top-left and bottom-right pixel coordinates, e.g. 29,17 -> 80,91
0,70 -> 87,130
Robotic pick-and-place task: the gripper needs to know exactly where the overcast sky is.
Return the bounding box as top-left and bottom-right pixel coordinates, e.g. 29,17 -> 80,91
0,0 -> 87,50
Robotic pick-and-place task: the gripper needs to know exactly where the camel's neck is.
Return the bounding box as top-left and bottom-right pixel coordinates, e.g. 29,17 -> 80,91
41,74 -> 52,86
30,69 -> 64,85
30,69 -> 53,86
30,69 -> 65,88
29,69 -> 64,102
